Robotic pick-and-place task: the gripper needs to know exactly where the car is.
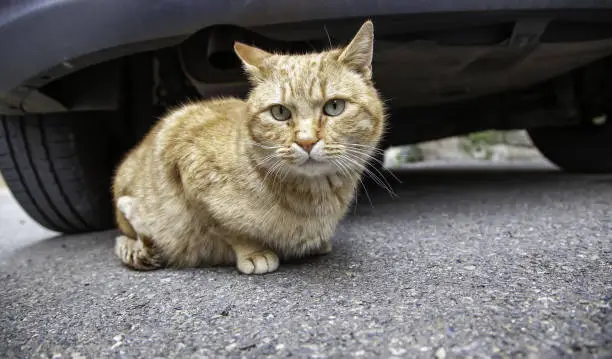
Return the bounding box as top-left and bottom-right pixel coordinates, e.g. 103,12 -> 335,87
2,1 -> 612,234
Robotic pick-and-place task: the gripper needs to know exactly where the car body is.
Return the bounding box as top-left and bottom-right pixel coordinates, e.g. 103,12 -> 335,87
2,0 -> 612,233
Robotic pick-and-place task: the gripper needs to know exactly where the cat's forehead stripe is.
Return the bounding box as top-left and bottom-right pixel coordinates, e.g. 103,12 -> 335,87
269,52 -> 338,104
308,79 -> 316,98
280,83 -> 286,104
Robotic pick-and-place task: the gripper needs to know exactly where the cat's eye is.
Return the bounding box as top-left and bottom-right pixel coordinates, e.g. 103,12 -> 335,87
323,99 -> 346,117
270,105 -> 291,121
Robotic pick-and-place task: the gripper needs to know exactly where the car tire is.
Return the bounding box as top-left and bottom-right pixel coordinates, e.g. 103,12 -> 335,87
0,112 -> 118,233
527,122 -> 612,173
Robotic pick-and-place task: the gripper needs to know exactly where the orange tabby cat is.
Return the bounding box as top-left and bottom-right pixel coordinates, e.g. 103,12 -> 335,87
112,20 -> 386,274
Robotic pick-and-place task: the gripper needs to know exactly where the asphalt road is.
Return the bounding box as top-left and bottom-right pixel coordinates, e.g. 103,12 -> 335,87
1,162 -> 610,359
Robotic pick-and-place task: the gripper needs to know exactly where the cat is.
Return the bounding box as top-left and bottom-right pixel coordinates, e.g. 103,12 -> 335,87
112,20 -> 386,274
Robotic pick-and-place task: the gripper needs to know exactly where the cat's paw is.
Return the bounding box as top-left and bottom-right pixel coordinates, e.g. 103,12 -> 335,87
115,235 -> 162,271
236,250 -> 279,274
315,240 -> 333,255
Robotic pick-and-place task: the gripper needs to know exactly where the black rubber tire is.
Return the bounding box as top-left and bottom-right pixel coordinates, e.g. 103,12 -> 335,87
0,112 -> 117,233
528,122 -> 612,173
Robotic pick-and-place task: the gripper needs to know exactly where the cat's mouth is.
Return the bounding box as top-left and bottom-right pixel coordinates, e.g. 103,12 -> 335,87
300,157 -> 332,168
290,157 -> 334,176
304,158 -> 323,165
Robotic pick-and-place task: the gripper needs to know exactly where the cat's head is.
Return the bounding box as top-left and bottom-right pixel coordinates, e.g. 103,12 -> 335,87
235,20 -> 386,178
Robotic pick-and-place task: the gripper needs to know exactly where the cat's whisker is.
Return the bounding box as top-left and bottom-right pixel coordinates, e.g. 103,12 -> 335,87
342,148 -> 379,163
337,154 -> 397,198
332,159 -> 373,208
330,158 -> 353,180
356,176 -> 373,208
277,163 -> 292,185
341,142 -> 380,148
263,152 -> 283,162
339,141 -> 380,148
268,169 -> 284,192
341,143 -> 386,154
342,148 -> 402,184
323,25 -> 333,49
261,160 -> 284,191
305,40 -> 317,52
330,158 -> 354,181
245,139 -> 284,150
271,160 -> 291,189
254,152 -> 283,170
249,142 -> 283,150
257,152 -> 278,163
341,146 -> 386,158
353,161 -> 398,199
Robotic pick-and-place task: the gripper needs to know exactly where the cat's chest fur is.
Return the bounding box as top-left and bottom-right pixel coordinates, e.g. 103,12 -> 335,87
202,173 -> 354,256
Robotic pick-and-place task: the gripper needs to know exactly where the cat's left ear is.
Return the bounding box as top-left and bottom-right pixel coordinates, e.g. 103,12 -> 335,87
234,42 -> 273,81
338,20 -> 374,80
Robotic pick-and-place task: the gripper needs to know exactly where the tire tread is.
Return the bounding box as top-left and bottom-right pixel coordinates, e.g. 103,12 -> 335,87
0,113 -> 116,233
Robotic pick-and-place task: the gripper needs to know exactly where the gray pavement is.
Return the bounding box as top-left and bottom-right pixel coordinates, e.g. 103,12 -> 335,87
0,162 -> 611,359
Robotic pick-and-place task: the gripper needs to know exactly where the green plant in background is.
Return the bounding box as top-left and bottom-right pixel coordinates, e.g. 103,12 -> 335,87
395,145 -> 424,163
459,130 -> 503,160
390,130 -> 535,165
466,130 -> 503,145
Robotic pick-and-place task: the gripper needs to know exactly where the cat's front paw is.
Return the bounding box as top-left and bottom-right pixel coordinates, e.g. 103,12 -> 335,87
315,240 -> 333,255
236,250 -> 279,274
115,235 -> 162,271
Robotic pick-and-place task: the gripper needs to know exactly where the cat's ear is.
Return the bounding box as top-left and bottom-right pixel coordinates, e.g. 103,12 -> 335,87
234,42 -> 273,81
338,20 -> 374,79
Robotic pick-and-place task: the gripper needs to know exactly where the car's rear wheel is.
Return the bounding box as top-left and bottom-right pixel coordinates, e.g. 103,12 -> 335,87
0,112 -> 119,233
527,119 -> 612,173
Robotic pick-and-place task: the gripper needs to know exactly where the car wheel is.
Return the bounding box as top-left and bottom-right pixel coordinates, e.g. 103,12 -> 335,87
0,112 -> 119,233
527,120 -> 612,173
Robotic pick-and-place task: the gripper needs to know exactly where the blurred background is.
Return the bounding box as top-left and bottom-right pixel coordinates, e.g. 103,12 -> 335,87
385,129 -> 542,167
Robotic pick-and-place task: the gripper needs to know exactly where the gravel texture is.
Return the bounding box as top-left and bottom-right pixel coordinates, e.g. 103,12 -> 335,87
1,162 -> 611,359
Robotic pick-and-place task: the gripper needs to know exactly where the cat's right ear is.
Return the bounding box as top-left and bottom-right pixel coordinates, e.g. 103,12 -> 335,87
338,20 -> 374,80
234,42 -> 273,82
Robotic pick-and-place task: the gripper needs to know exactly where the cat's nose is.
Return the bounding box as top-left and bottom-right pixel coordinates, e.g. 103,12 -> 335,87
296,139 -> 318,153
